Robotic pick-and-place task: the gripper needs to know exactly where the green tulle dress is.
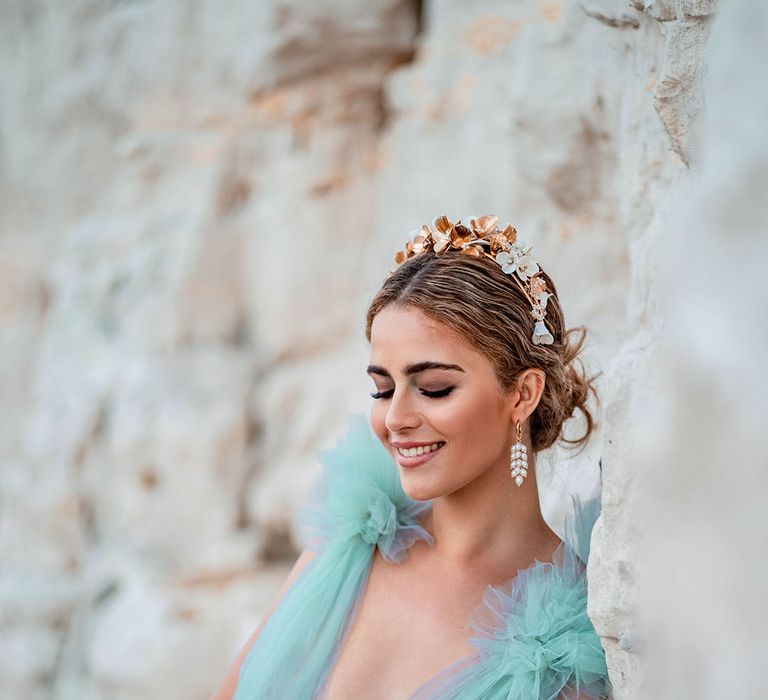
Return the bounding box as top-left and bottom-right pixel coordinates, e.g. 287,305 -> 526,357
233,413 -> 612,700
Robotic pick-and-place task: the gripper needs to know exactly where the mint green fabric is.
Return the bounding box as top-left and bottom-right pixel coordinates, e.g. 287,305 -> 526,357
234,413 -> 611,700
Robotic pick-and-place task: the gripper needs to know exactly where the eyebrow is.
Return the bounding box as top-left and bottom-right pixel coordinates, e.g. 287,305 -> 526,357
366,361 -> 466,378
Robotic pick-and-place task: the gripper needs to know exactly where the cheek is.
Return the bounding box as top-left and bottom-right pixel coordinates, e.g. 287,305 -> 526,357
439,389 -> 499,439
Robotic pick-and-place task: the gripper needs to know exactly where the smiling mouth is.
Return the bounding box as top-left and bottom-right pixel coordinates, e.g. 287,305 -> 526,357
394,442 -> 445,470
394,441 -> 446,459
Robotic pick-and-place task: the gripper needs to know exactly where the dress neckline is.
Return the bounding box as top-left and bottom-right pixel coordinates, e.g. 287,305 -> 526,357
406,532 -> 577,699
317,524 -> 568,700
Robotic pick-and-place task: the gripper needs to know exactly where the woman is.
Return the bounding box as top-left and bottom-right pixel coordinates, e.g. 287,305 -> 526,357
212,214 -> 612,699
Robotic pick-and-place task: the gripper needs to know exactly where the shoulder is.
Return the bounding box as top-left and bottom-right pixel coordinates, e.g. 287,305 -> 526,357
297,413 -> 434,563
208,549 -> 317,700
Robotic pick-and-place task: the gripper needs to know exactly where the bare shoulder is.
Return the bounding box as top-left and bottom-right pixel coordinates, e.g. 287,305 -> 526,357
208,548 -> 319,700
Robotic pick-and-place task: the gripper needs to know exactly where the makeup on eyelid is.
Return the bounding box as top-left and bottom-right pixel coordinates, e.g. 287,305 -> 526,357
369,386 -> 455,400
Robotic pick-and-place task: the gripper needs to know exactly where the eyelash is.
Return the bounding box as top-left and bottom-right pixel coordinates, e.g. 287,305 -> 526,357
370,387 -> 455,400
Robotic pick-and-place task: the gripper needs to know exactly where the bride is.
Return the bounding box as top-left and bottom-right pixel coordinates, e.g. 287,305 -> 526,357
212,215 -> 611,700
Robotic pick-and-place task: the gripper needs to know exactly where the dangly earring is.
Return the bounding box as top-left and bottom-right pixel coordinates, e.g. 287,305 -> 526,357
510,420 -> 528,487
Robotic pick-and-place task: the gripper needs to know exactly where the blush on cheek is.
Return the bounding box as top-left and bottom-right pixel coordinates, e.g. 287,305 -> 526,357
441,397 -> 490,439
440,400 -> 508,472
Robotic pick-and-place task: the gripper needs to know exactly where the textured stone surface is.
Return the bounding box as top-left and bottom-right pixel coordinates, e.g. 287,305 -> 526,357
635,1 -> 768,697
0,0 -> 727,697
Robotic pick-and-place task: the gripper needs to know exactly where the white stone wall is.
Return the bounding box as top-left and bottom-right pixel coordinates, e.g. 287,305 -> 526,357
634,0 -> 768,697
0,1 -> 734,698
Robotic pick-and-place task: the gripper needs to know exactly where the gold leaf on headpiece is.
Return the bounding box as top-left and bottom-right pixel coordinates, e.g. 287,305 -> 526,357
412,225 -> 434,254
459,244 -> 484,257
501,223 -> 517,245
488,232 -> 510,256
451,223 -> 474,248
432,216 -> 454,252
473,215 -> 499,237
394,250 -> 407,265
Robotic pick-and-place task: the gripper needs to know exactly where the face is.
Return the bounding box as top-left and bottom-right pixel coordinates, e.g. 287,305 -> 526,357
368,304 -> 519,501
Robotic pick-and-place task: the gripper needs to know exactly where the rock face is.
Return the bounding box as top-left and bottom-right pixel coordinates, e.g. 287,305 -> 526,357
0,0 -> 740,698
633,2 -> 768,698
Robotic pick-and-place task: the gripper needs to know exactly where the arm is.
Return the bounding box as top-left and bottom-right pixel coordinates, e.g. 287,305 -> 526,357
208,548 -> 318,700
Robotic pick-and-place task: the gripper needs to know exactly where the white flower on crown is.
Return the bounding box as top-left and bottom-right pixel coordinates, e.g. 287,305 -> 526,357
494,250 -> 517,274
514,253 -> 540,281
494,247 -> 540,283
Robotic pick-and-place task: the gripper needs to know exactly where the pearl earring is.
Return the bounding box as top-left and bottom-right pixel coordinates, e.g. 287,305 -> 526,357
510,420 -> 528,487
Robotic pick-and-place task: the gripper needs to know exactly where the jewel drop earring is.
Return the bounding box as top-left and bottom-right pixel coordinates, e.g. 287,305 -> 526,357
510,420 -> 528,487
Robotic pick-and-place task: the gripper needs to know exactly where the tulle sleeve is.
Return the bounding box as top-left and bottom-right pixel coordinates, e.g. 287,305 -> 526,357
234,413 -> 434,700
296,412 -> 434,560
410,493 -> 612,700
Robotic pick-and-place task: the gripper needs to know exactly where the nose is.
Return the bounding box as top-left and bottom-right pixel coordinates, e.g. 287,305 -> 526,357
384,385 -> 420,435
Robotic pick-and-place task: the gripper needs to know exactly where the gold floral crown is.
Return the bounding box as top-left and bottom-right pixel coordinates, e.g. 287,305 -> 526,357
391,214 -> 555,345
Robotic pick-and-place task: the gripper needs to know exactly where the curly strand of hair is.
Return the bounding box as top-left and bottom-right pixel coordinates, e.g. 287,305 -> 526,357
555,325 -> 603,454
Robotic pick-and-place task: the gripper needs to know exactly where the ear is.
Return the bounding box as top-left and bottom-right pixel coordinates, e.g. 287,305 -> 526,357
511,368 -> 546,423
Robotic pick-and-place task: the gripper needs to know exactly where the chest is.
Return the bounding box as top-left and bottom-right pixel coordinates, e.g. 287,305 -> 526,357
319,547 -> 488,700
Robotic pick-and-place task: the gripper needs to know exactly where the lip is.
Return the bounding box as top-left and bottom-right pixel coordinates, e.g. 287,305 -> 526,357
391,440 -> 443,448
392,441 -> 446,469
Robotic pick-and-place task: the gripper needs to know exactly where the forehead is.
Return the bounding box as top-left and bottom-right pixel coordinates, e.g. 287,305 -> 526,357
369,305 -> 475,362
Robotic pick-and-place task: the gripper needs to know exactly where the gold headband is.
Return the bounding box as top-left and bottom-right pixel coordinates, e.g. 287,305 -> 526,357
391,214 -> 555,345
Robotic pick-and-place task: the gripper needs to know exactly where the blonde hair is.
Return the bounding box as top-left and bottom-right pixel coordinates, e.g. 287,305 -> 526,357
364,251 -> 601,453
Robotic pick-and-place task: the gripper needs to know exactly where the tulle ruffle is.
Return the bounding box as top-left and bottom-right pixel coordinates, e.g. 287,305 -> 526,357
297,412 -> 434,562
409,494 -> 611,700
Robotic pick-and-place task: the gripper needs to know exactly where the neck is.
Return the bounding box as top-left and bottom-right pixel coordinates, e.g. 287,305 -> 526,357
419,453 -> 562,580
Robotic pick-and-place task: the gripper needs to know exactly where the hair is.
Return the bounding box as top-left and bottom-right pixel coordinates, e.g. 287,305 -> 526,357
364,251 -> 601,454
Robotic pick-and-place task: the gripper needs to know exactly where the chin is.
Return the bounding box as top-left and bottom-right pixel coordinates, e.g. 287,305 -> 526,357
397,475 -> 441,503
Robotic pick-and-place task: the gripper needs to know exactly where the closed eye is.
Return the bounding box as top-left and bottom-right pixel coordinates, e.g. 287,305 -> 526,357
370,387 -> 455,400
